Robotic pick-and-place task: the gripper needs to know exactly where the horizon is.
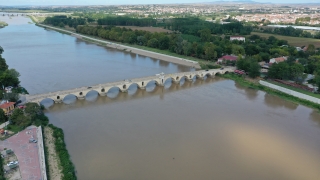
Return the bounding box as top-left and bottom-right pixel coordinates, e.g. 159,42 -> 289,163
1,0 -> 320,6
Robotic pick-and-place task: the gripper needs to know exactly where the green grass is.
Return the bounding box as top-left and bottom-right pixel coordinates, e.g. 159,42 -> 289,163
5,124 -> 23,133
250,32 -> 320,48
267,80 -> 320,99
221,73 -> 320,111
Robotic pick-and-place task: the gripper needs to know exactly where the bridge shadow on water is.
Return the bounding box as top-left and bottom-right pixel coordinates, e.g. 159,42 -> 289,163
42,76 -> 226,112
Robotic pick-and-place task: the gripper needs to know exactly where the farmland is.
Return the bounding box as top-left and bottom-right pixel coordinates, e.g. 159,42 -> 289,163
250,32 -> 320,48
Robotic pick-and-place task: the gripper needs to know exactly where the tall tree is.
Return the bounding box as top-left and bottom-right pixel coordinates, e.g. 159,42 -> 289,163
248,61 -> 261,78
0,109 -> 7,123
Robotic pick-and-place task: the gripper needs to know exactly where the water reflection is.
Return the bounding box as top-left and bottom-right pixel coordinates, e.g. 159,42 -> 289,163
46,78 -> 320,180
264,93 -> 299,110
310,110 -> 320,126
44,77 -> 225,111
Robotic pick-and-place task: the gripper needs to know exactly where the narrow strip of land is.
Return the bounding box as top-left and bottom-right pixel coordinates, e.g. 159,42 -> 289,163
37,24 -> 201,69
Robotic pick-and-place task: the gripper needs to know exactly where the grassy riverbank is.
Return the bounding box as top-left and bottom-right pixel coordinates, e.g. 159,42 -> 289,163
221,73 -> 320,111
43,124 -> 75,180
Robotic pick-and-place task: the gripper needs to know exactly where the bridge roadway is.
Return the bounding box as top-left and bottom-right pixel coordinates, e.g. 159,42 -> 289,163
26,68 -> 234,104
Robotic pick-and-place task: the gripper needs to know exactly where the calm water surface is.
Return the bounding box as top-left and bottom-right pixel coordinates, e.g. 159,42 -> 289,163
0,15 -> 192,94
1,15 -> 320,180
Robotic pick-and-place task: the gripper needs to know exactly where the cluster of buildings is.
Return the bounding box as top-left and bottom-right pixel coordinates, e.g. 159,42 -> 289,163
234,13 -> 320,25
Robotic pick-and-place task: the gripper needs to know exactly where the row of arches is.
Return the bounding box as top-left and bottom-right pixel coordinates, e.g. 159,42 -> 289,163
36,70 -> 230,105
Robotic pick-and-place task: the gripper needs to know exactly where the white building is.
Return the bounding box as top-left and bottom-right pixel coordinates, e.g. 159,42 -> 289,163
230,36 -> 245,42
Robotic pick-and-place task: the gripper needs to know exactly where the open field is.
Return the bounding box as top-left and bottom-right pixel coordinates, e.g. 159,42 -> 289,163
116,26 -> 172,33
250,32 -> 320,48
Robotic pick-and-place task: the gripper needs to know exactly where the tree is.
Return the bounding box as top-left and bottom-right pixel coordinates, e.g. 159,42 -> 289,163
0,46 -> 3,55
147,38 -> 159,48
290,63 -> 305,83
248,61 -> 261,78
306,44 -> 315,55
231,44 -> 245,56
198,28 -> 211,42
0,109 -> 7,123
25,102 -> 42,118
268,62 -> 290,79
236,58 -> 250,72
158,36 -> 170,50
7,69 -> 20,79
0,56 -> 8,72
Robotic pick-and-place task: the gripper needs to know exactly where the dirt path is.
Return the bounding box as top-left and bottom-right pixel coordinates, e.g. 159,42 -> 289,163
44,127 -> 62,180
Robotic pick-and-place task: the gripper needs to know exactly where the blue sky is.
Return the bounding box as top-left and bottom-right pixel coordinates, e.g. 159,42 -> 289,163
0,0 -> 319,5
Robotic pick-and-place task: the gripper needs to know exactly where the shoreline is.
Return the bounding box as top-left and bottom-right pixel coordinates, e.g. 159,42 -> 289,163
221,74 -> 320,111
37,23 -> 201,69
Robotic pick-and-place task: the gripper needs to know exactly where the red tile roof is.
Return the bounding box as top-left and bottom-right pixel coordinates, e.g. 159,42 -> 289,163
218,55 -> 238,61
0,102 -> 15,109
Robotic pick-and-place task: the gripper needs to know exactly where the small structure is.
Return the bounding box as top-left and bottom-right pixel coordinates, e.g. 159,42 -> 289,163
230,36 -> 245,42
0,101 -> 15,115
269,56 -> 288,64
259,62 -> 272,73
218,55 -> 238,63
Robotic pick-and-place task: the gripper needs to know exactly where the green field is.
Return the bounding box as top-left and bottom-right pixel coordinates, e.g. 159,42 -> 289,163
250,32 -> 320,48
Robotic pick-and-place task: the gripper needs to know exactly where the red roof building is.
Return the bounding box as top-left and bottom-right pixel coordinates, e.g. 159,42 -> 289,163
0,102 -> 15,115
218,55 -> 238,63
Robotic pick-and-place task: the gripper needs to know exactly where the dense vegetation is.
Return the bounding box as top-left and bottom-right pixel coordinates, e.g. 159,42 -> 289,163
98,16 -> 156,26
166,18 -> 252,35
0,46 -> 27,102
8,103 -> 48,130
48,124 -> 77,180
44,16 -> 86,28
260,26 -> 320,39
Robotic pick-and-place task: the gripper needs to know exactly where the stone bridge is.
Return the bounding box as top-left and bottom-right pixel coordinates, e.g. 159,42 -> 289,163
25,68 -> 234,104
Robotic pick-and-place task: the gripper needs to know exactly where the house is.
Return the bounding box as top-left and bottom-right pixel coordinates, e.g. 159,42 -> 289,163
217,55 -> 238,63
230,36 -> 245,42
269,56 -> 288,64
0,101 -> 15,115
259,62 -> 272,73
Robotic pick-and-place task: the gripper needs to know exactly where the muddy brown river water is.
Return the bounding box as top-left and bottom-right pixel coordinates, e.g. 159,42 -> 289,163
1,14 -> 320,180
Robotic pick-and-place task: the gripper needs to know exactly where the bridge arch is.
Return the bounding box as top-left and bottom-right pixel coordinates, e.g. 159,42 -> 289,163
62,94 -> 78,104
39,98 -> 55,107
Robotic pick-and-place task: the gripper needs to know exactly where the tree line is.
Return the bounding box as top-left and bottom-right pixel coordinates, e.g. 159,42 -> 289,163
44,16 -> 86,28
261,26 -> 320,39
97,16 -> 156,26
76,25 -> 295,63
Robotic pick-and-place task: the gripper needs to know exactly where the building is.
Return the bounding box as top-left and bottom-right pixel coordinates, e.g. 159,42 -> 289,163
217,55 -> 238,63
269,56 -> 288,64
230,36 -> 245,42
0,101 -> 15,115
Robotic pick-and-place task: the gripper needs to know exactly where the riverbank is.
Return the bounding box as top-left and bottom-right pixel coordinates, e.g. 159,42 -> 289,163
0,21 -> 8,28
37,23 -> 202,69
221,73 -> 320,111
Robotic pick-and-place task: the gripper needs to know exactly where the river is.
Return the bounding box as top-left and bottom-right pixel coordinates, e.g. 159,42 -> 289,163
1,15 -> 320,180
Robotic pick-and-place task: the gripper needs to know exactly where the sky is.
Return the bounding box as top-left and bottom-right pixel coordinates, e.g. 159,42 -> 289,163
0,0 -> 319,6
